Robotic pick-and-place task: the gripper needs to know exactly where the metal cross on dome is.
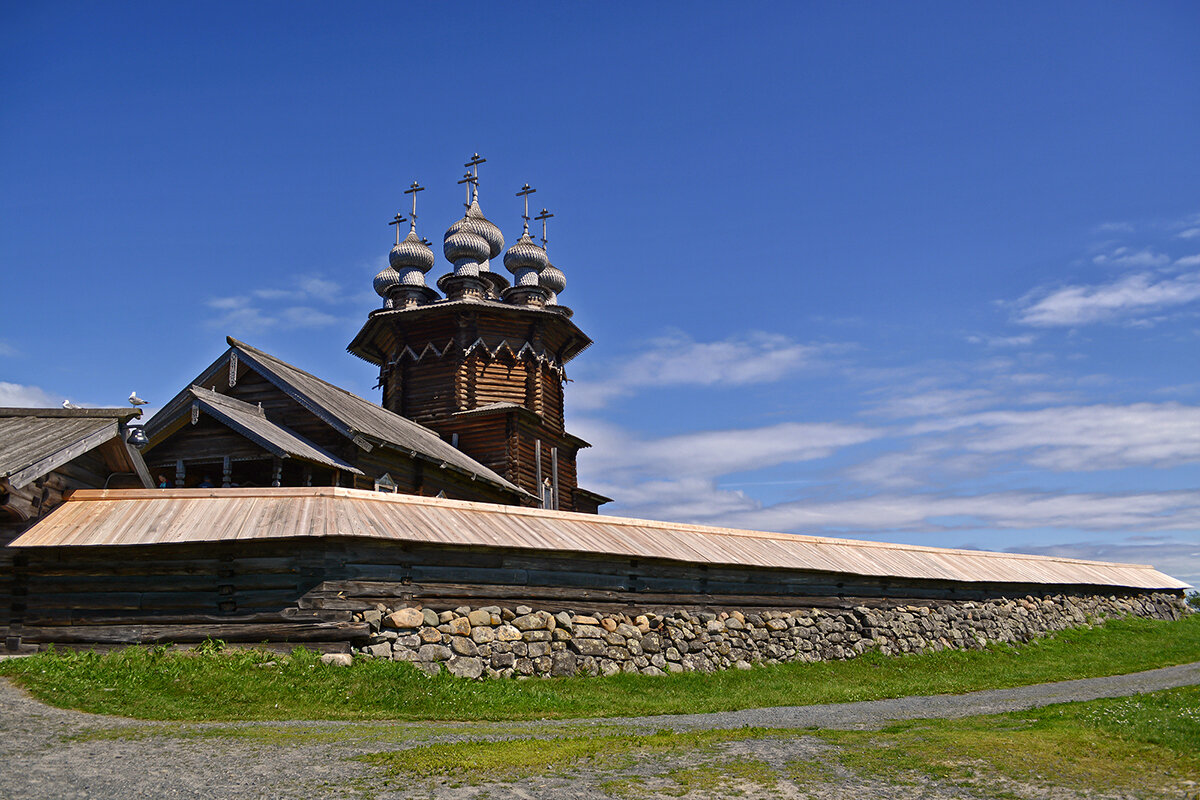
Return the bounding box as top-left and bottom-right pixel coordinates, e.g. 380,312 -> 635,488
456,171 -> 477,208
404,181 -> 424,230
534,208 -> 554,250
516,184 -> 536,232
388,212 -> 406,246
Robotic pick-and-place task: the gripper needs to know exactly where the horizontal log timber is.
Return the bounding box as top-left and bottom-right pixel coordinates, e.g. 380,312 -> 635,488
23,609 -> 354,627
19,620 -> 369,644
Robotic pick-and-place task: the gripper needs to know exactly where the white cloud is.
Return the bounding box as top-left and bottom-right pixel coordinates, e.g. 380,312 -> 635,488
966,333 -> 1036,348
1015,270 -> 1200,327
1179,228 -> 1200,240
1091,247 -> 1170,268
206,279 -> 348,333
0,341 -> 18,357
572,331 -> 833,409
0,382 -> 63,407
909,402 -> 1200,472
577,416 -> 880,521
1175,254 -> 1200,268
708,490 -> 1200,537
581,418 -> 880,480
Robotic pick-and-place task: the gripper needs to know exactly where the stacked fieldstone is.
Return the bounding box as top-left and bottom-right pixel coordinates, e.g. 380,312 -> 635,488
350,592 -> 1189,679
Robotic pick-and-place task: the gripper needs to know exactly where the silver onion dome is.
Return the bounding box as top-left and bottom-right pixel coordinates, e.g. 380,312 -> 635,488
443,228 -> 490,267
503,232 -> 549,286
373,266 -> 401,298
445,200 -> 505,260
539,263 -> 566,302
389,228 -> 436,273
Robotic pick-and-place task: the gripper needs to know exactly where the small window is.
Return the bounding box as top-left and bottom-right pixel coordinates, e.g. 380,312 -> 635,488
374,473 -> 398,493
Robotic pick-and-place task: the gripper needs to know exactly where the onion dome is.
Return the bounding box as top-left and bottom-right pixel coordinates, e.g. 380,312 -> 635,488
445,199 -> 505,261
503,231 -> 549,287
442,228 -> 489,275
540,263 -> 566,299
389,228 -> 436,274
373,266 -> 401,299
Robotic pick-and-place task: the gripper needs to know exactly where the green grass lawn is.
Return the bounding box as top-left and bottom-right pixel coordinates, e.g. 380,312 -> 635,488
357,687 -> 1200,797
818,685 -> 1200,796
1,614 -> 1197,722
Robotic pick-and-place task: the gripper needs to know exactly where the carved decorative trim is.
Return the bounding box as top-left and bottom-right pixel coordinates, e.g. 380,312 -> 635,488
228,351 -> 238,387
190,402 -> 199,426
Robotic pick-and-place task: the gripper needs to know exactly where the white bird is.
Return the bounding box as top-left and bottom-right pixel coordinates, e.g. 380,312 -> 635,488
129,391 -> 148,406
62,400 -> 80,409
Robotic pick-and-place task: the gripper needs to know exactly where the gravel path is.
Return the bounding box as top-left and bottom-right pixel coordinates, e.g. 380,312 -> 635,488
1,662 -> 1196,800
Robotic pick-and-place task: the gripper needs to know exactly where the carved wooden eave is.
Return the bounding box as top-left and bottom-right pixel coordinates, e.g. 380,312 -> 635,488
346,301 -> 592,369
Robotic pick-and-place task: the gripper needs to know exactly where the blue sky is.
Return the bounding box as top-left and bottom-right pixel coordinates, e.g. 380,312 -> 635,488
3,3 -> 1199,584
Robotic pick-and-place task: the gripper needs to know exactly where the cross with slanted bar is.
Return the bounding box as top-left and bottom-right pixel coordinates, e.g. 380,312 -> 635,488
404,181 -> 424,230
516,184 -> 536,231
388,212 -> 406,245
457,171 -> 477,208
534,208 -> 554,250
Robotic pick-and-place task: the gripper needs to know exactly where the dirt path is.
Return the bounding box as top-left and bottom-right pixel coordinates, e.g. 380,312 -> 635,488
1,662 -> 1197,799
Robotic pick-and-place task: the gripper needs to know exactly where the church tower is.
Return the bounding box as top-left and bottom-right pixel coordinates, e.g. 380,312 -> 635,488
348,156 -> 610,513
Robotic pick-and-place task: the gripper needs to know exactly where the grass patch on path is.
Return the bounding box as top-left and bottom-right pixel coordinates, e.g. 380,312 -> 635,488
1,615 -> 1197,722
818,685 -> 1200,797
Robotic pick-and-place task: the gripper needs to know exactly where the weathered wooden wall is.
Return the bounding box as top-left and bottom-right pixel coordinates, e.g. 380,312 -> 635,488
7,536 -> 1181,652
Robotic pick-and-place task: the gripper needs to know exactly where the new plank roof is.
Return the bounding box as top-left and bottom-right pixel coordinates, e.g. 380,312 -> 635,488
10,487 -> 1188,590
0,408 -> 147,490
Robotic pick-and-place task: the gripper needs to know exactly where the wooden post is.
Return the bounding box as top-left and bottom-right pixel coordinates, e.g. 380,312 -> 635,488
535,439 -> 543,507
175,459 -> 185,488
551,446 -> 559,511
302,464 -> 312,487
271,457 -> 282,487
221,456 -> 231,488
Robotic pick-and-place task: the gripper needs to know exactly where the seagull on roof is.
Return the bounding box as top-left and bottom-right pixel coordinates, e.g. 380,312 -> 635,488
62,400 -> 80,409
129,391 -> 148,406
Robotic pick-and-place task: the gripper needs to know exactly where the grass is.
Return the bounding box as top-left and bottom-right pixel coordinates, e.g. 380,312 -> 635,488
1,614 -> 1197,722
355,728 -> 771,782
818,685 -> 1200,796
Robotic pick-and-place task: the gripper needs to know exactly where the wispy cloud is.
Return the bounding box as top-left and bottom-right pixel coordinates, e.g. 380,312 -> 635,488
206,275 -> 351,334
0,340 -> 18,357
576,416 -> 880,520
0,382 -> 64,407
572,331 -> 836,409
709,490 -> 1200,537
1091,247 -> 1170,268
1015,270 -> 1200,327
909,402 -> 1200,472
966,333 -> 1036,348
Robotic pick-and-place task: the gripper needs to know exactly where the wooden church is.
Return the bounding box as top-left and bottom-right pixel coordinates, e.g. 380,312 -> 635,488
142,160 -> 609,514
2,156 -> 1187,654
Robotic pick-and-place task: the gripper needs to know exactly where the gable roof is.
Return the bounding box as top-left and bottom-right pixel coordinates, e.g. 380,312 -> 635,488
146,337 -> 531,501
10,487 -> 1189,591
0,408 -> 151,490
181,387 -> 363,474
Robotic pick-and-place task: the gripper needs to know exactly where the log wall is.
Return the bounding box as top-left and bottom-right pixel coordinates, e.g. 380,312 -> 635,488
5,536 -> 1185,652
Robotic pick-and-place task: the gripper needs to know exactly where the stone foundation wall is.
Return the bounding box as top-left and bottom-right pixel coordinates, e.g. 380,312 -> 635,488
350,591 -> 1190,679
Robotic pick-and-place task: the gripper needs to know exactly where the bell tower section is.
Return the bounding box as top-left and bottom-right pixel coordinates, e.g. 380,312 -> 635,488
348,158 -> 609,513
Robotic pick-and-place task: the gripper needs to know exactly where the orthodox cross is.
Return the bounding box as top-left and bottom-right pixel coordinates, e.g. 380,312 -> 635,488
534,208 -> 554,250
464,152 -> 486,176
388,212 -> 406,246
516,184 -> 536,232
404,181 -> 424,230
456,171 -> 477,208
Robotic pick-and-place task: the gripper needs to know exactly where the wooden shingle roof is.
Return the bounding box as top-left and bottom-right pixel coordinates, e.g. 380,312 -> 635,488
0,408 -> 148,490
182,387 -> 363,474
146,337 -> 532,501
10,487 -> 1188,590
